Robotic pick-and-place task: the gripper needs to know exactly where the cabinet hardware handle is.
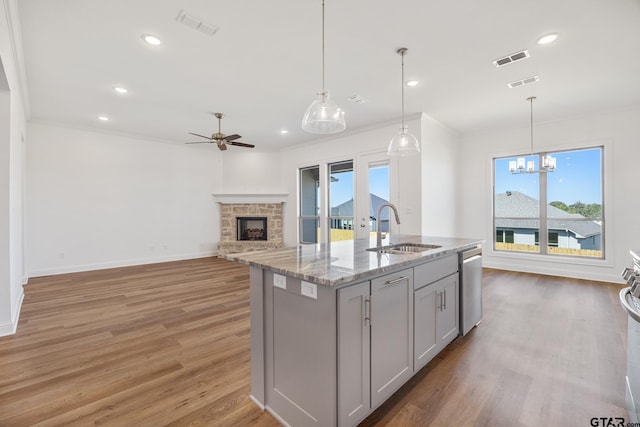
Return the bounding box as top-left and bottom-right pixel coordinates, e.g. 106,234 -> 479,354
437,291 -> 443,311
443,289 -> 447,311
364,295 -> 371,326
384,276 -> 408,286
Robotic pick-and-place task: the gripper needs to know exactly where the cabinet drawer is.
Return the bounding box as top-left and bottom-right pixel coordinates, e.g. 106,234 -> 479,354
414,254 -> 457,290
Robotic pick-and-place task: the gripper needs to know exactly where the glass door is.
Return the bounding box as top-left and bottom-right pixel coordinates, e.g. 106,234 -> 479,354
356,153 -> 392,240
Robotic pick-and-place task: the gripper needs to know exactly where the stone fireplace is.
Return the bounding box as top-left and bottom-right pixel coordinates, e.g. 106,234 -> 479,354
217,201 -> 284,256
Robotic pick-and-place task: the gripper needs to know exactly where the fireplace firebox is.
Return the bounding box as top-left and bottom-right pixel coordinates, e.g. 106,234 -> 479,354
237,217 -> 268,241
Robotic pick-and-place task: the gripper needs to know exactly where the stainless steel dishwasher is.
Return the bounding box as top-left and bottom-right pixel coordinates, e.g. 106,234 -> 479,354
459,246 -> 483,336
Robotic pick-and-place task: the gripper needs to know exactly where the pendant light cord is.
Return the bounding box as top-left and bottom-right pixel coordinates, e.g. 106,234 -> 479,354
528,96 -> 535,156
398,48 -> 407,129
401,50 -> 405,128
321,0 -> 326,94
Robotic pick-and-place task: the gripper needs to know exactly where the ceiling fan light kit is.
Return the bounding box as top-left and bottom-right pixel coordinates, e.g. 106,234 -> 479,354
301,0 -> 346,134
387,48 -> 420,156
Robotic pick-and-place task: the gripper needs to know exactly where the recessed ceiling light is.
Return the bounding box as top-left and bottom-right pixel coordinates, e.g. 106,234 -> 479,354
97,115 -> 110,122
280,129 -> 289,134
113,86 -> 128,94
142,34 -> 162,46
406,80 -> 419,87
537,33 -> 559,45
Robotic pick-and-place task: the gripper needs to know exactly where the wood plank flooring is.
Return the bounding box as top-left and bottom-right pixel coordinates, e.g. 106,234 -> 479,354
0,258 -> 628,426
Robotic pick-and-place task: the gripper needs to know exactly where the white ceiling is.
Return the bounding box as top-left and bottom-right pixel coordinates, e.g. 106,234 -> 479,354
17,0 -> 640,151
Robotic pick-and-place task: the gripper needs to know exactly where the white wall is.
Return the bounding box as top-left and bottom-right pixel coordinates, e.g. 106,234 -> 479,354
220,150 -> 284,193
280,118 -> 424,247
0,0 -> 28,336
457,107 -> 640,283
420,113 -> 460,237
26,122 -> 221,276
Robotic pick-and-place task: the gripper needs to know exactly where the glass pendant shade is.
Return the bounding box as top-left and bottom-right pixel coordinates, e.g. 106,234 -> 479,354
387,126 -> 420,156
302,92 -> 346,134
387,47 -> 420,156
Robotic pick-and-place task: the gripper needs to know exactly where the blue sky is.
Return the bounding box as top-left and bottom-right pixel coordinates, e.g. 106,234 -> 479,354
329,165 -> 390,207
495,147 -> 602,204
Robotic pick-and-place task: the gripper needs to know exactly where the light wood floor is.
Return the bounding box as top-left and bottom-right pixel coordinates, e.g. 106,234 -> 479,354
0,258 -> 628,426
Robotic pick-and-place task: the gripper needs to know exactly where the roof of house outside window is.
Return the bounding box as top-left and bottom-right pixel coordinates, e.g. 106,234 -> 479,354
495,191 -> 601,238
331,194 -> 390,221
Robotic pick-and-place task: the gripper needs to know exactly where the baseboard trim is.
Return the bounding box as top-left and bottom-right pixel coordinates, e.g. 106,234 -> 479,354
28,251 -> 218,278
0,286 -> 25,337
483,259 -> 622,285
249,395 -> 265,411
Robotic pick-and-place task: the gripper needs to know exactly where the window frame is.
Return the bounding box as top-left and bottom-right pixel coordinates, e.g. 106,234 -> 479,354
492,146 -> 605,260
298,165 -> 320,244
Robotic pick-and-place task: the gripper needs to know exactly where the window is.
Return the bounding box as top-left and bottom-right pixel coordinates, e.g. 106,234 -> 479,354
494,147 -> 603,258
328,161 -> 354,242
299,166 -> 320,243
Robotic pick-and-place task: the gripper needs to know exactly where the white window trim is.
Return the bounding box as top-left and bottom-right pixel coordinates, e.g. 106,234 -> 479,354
487,138 -> 614,268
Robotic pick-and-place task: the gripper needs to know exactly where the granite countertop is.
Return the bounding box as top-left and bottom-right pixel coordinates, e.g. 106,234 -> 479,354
223,234 -> 484,287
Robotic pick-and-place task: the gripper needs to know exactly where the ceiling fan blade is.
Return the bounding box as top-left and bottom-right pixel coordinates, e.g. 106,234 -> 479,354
223,134 -> 242,142
218,142 -> 228,151
185,141 -> 210,144
228,141 -> 255,148
188,132 -> 213,140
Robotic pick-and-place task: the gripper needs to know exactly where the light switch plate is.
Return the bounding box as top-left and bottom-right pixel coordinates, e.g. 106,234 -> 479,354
273,274 -> 286,289
301,281 -> 317,300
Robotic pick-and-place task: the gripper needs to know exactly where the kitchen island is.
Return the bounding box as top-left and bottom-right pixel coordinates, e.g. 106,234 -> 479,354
224,235 -> 483,427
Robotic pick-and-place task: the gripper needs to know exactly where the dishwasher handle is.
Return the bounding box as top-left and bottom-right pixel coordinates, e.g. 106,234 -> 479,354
460,246 -> 482,261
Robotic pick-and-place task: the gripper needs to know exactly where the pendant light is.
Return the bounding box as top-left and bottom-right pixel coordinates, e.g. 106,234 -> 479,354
301,0 -> 346,134
387,48 -> 420,156
508,97 -> 556,174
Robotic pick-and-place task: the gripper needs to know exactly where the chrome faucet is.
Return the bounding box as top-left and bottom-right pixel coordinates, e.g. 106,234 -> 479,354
376,203 -> 401,249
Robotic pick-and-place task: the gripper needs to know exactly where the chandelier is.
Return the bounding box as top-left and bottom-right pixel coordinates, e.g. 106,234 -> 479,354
509,97 -> 556,174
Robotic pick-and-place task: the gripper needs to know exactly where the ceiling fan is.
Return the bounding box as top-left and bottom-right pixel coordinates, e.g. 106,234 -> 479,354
186,113 -> 255,151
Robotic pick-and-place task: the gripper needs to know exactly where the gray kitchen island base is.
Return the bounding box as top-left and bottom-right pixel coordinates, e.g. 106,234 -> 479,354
226,236 -> 483,427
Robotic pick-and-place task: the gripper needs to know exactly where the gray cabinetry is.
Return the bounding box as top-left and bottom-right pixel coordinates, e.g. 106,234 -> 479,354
413,255 -> 459,371
413,282 -> 438,368
370,268 -> 414,408
414,275 -> 458,370
337,268 -> 414,426
337,281 -> 370,427
437,274 -> 459,348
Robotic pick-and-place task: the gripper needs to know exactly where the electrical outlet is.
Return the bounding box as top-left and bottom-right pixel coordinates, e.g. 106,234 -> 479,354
301,281 -> 317,300
273,274 -> 286,289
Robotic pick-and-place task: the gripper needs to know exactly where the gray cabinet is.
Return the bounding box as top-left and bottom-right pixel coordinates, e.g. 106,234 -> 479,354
370,268 -> 414,408
414,273 -> 458,370
337,281 -> 370,427
437,273 -> 459,347
337,268 -> 414,426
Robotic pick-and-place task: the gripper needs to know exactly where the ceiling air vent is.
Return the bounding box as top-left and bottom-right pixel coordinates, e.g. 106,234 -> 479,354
507,75 -> 540,88
176,10 -> 218,37
346,94 -> 368,104
492,49 -> 530,67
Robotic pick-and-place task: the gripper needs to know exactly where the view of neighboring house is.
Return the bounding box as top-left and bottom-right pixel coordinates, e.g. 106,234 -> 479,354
495,191 -> 601,250
330,194 -> 391,232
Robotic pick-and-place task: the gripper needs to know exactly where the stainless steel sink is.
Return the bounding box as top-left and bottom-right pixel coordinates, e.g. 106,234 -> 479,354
366,243 -> 442,254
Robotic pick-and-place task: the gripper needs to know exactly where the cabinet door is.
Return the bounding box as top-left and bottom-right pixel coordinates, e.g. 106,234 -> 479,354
337,282 -> 370,427
414,283 -> 438,370
437,274 -> 459,348
370,269 -> 413,408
